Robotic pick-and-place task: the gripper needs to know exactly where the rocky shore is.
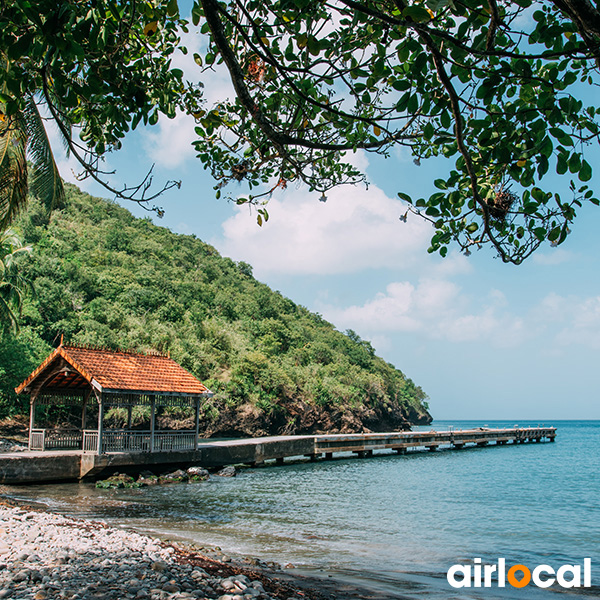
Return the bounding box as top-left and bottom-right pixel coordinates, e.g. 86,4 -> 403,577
0,502 -> 335,600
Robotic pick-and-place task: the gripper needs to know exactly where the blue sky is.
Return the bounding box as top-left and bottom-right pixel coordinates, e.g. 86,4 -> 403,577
48,25 -> 600,422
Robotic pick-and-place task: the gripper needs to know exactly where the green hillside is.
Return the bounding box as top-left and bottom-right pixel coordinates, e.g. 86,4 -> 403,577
0,184 -> 431,435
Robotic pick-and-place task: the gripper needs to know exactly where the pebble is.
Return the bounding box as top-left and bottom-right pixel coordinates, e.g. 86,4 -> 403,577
0,505 -> 284,600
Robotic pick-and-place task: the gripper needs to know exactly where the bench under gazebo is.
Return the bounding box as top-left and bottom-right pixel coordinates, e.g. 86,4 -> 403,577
16,343 -> 213,455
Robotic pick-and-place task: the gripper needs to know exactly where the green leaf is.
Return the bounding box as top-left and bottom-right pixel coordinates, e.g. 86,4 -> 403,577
579,160 -> 592,182
556,154 -> 568,175
167,0 -> 179,16
523,201 -> 539,214
191,4 -> 202,26
548,227 -> 561,242
568,153 -> 581,173
426,0 -> 452,11
402,6 -> 432,23
307,36 -> 321,56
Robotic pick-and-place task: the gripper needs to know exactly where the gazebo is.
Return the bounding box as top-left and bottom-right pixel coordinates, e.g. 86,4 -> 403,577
16,344 -> 213,455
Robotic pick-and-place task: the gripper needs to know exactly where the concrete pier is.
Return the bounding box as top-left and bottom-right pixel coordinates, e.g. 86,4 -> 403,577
0,427 -> 556,485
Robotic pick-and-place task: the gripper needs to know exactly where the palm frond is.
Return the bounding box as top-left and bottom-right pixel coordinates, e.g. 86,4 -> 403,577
22,96 -> 65,212
0,227 -> 31,336
0,292 -> 19,336
0,115 -> 28,230
41,88 -> 73,158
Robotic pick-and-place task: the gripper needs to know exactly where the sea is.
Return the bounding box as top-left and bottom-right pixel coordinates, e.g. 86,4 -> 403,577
5,420 -> 600,599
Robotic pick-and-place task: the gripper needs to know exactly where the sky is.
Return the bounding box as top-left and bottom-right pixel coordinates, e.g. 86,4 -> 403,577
47,22 -> 600,422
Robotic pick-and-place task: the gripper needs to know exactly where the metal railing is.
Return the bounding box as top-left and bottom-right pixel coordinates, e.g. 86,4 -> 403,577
28,429 -> 197,453
29,429 -> 83,451
153,431 -> 196,452
102,430 -> 151,453
101,430 -> 196,453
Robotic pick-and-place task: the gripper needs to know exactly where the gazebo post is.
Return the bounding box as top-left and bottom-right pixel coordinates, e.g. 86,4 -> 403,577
150,395 -> 156,452
194,397 -> 200,449
97,393 -> 104,455
28,397 -> 36,450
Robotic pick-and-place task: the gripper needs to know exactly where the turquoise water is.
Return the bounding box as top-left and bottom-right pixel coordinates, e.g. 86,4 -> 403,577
6,420 -> 600,598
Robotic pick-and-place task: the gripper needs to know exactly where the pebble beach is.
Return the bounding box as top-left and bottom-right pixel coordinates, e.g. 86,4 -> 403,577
0,502 -> 335,600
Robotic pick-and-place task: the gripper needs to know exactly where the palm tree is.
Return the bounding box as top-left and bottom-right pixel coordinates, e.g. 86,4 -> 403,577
0,93 -> 65,231
0,227 -> 32,335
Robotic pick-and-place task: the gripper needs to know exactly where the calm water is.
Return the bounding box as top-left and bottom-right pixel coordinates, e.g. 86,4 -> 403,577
5,420 -> 600,599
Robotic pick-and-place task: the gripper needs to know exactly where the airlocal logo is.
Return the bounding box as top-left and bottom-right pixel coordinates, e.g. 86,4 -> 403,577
447,558 -> 592,589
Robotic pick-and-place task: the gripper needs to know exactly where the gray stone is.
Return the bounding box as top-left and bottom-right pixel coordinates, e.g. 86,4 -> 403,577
216,466 -> 236,477
12,569 -> 30,582
221,581 -> 236,591
186,467 -> 209,481
151,561 -> 168,573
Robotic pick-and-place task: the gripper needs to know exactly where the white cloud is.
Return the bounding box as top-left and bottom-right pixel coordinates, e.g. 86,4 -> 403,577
539,293 -> 600,349
143,112 -> 198,168
218,183 -> 432,276
532,249 -> 573,266
320,279 -> 527,347
428,250 -> 474,277
342,149 -> 370,172
142,27 -> 235,169
324,282 -> 600,352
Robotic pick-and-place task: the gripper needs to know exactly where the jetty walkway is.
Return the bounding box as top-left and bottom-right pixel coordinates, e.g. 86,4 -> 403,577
0,426 -> 556,485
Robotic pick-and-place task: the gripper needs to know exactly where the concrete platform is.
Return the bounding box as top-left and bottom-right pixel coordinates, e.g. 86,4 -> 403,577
0,427 -> 556,485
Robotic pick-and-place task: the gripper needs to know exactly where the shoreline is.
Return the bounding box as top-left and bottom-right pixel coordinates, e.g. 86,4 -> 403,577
0,497 -> 409,600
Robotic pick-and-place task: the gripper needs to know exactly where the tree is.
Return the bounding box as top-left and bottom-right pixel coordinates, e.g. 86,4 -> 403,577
191,0 -> 600,263
3,0 -> 600,263
0,228 -> 31,335
0,92 -> 65,231
0,0 -> 200,226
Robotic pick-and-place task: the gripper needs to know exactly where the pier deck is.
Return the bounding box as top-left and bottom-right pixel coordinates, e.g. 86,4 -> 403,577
0,426 -> 556,484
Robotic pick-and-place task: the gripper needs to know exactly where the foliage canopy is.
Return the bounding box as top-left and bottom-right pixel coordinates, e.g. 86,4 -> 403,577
193,0 -> 600,263
3,0 -> 600,263
0,0 -> 197,222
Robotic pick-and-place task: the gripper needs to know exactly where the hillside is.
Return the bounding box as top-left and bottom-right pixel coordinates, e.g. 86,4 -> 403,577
0,184 -> 431,435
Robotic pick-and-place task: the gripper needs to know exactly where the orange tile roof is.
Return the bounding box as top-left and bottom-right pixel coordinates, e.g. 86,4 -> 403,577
16,345 -> 210,395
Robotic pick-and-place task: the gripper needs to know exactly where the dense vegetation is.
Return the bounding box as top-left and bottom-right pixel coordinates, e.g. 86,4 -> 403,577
0,184 -> 430,435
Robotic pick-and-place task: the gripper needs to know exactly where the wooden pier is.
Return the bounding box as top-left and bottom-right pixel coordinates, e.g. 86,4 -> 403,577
0,426 -> 556,484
